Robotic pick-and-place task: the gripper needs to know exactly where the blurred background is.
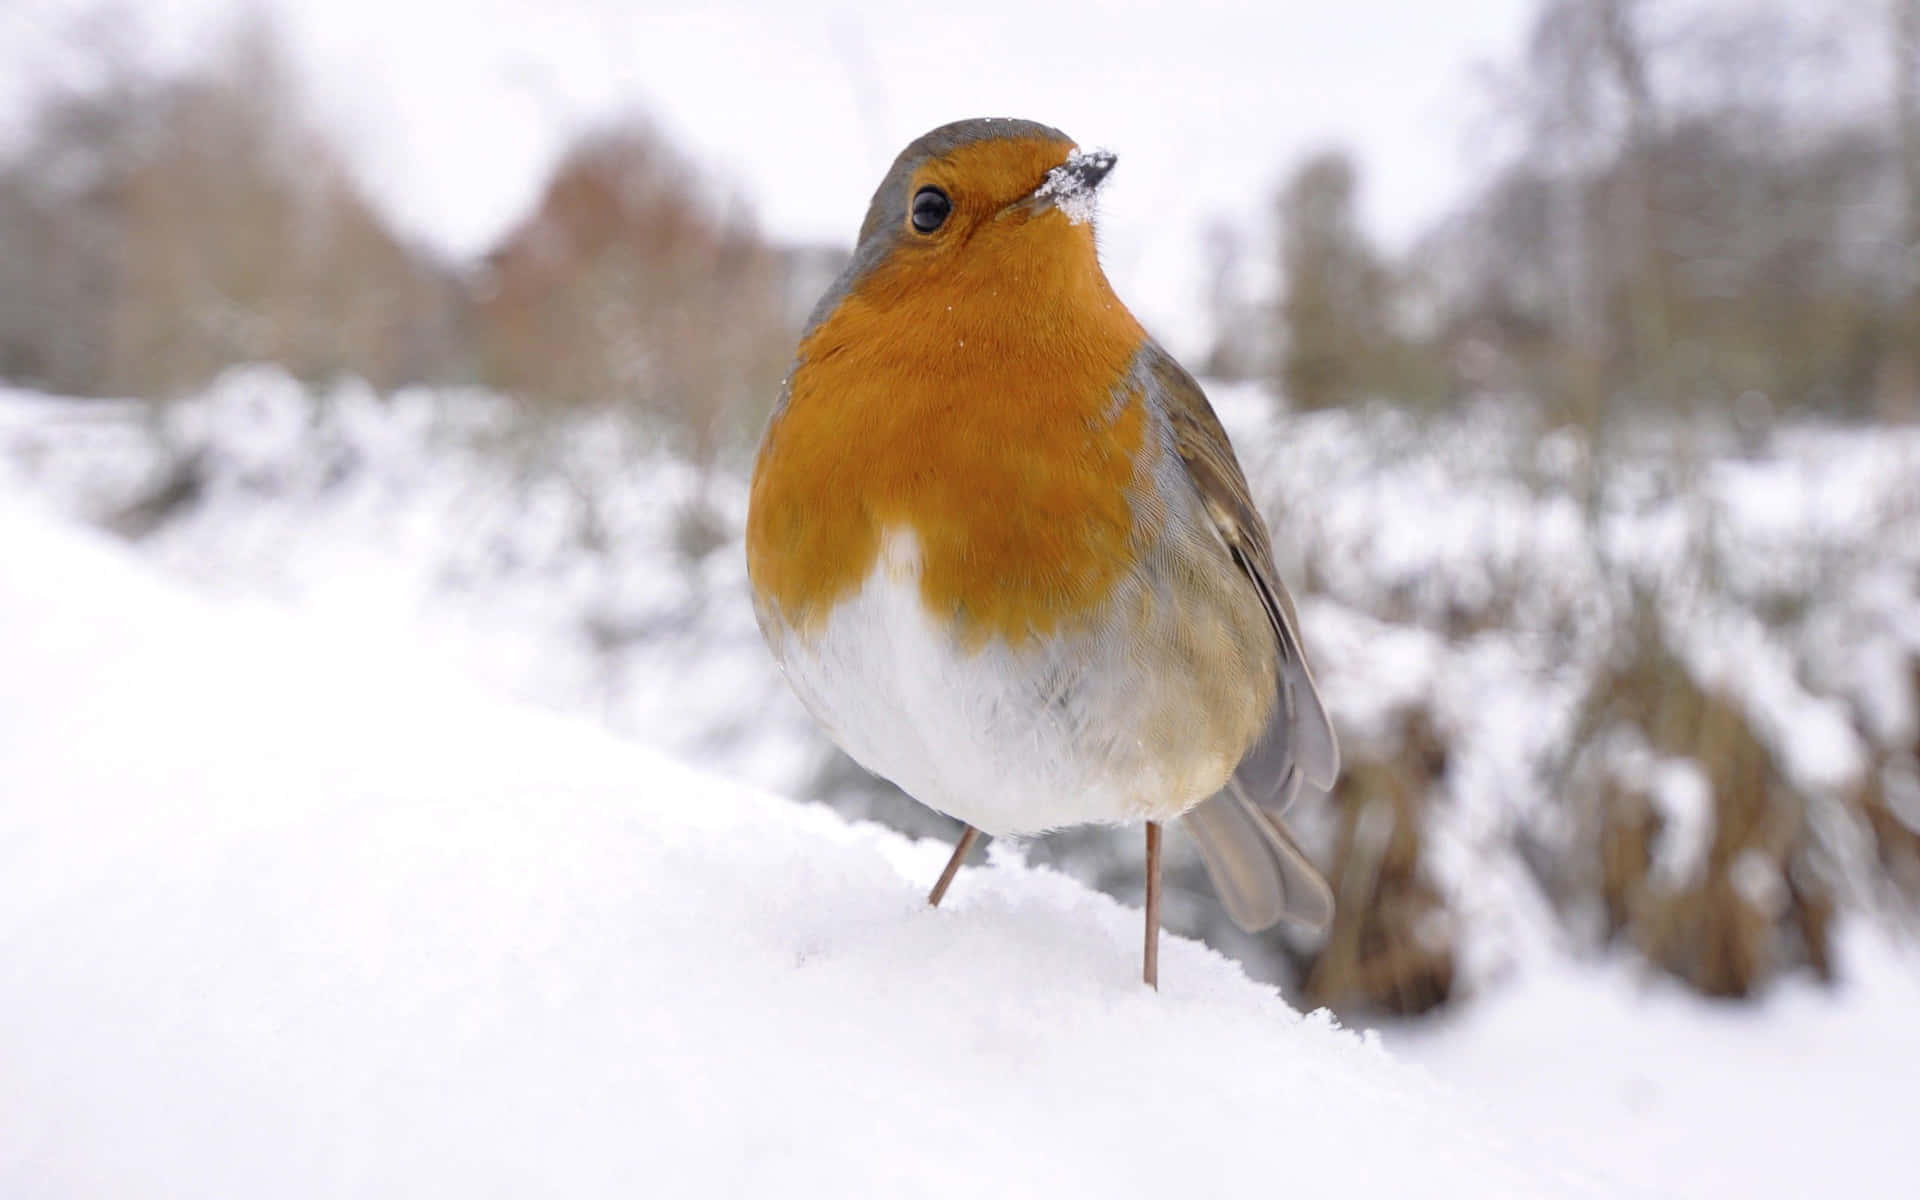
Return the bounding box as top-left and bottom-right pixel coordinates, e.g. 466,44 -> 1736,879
1,0 -> 1917,1189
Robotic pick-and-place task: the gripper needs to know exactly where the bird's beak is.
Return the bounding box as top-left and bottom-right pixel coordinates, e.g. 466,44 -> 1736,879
1016,148 -> 1117,222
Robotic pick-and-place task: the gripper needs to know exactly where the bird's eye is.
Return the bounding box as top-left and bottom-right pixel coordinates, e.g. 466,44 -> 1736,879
910,186 -> 951,234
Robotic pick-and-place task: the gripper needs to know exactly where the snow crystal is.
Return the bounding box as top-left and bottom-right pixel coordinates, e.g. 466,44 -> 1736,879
1034,147 -> 1115,226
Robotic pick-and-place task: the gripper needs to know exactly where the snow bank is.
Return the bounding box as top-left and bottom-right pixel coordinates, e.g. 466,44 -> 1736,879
1392,928 -> 1920,1199
0,502 -> 1601,1197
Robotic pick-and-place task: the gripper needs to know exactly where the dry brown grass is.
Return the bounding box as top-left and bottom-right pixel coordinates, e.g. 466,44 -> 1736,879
1303,710 -> 1456,1015
1565,605 -> 1837,996
1858,661 -> 1920,900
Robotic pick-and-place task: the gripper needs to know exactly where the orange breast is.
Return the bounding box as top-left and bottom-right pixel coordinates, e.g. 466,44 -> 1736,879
747,215 -> 1152,650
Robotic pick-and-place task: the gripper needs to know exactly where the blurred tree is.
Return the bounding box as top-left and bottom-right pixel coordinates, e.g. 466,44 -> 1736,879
473,123 -> 794,462
1886,0 -> 1920,419
0,20 -> 462,398
1415,0 -> 1908,424
1199,219 -> 1264,381
1900,0 -> 1920,252
1274,151 -> 1390,410
0,63 -> 147,392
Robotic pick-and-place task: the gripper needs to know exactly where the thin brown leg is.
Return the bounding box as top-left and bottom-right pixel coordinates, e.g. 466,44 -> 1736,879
1144,821 -> 1162,989
927,825 -> 983,907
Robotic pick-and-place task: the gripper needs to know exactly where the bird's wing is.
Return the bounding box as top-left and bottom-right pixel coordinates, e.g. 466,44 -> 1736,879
1143,343 -> 1338,796
1183,780 -> 1334,933
1140,343 -> 1339,932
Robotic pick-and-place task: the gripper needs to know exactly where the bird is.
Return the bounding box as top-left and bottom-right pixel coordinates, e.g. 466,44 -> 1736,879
745,118 -> 1338,988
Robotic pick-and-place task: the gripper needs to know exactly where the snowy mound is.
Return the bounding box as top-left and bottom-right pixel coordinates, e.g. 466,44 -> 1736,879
0,502 -> 1604,1197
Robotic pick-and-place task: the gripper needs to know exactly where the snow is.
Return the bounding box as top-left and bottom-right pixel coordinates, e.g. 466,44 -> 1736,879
1648,755 -> 1713,888
1219,386 -> 1920,962
0,500 -> 1601,1197
1390,929 -> 1920,1200
4,377 -> 1919,1196
1035,147 -> 1114,226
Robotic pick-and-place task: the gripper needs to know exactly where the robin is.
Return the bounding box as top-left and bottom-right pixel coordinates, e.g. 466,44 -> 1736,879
746,118 -> 1338,988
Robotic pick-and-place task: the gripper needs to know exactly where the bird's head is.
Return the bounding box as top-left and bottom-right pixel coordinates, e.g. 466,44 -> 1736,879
816,118 -> 1118,323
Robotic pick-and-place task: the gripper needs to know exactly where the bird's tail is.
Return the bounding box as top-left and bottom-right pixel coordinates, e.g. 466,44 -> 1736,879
1182,781 -> 1333,934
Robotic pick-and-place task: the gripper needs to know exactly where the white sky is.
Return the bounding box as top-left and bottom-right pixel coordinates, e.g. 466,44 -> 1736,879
6,0 -> 1537,355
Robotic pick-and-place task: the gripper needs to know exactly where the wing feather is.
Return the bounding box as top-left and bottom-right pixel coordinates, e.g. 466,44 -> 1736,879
1141,344 -> 1340,932
1145,346 -> 1338,795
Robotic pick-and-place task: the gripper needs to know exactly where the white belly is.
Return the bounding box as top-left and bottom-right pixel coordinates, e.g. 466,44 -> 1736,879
760,530 -> 1236,837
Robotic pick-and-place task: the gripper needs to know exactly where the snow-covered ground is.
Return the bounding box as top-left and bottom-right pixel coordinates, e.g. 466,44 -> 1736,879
0,500 -> 1604,1198
3,376 -> 1918,1195
1392,936 -> 1920,1199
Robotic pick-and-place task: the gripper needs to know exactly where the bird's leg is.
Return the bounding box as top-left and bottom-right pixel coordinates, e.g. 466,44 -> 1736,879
927,825 -> 983,907
1144,821 -> 1163,989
